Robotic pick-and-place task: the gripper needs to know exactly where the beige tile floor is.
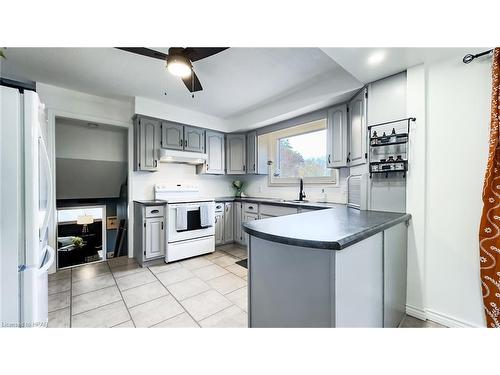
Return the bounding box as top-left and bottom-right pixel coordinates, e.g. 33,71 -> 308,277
48,243 -> 249,328
48,243 -> 445,328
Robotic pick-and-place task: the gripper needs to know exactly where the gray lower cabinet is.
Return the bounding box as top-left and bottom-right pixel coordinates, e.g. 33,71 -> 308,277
133,202 -> 166,266
134,116 -> 160,172
347,88 -> 368,166
197,130 -> 225,174
214,202 -> 234,245
241,212 -> 258,246
226,134 -> 246,174
184,126 -> 205,153
235,202 -> 243,245
161,121 -> 184,150
224,202 -> 234,243
259,204 -> 297,218
215,212 -> 224,245
327,104 -> 348,168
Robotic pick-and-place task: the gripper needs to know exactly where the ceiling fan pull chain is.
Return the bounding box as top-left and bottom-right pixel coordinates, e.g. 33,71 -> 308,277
191,68 -> 195,98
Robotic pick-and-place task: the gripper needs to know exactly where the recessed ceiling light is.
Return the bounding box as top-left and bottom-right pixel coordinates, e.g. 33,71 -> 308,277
368,51 -> 386,65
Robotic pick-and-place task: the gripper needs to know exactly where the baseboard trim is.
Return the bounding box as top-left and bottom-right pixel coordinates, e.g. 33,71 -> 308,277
406,304 -> 482,328
406,304 -> 427,321
425,309 -> 481,328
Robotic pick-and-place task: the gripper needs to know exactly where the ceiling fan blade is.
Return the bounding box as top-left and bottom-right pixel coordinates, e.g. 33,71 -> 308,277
181,71 -> 203,93
115,47 -> 167,60
183,47 -> 229,62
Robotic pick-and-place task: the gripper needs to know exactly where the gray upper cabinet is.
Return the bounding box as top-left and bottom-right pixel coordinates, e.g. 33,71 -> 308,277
226,134 -> 246,174
347,88 -> 368,167
327,104 -> 348,168
184,126 -> 205,153
201,130 -> 225,174
246,131 -> 257,174
161,122 -> 184,150
135,116 -> 160,172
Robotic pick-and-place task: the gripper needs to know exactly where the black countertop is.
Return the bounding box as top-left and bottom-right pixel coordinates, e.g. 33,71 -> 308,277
134,200 -> 168,206
242,205 -> 411,250
215,196 -> 341,210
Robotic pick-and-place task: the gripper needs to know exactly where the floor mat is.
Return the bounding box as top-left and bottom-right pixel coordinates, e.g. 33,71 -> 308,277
235,259 -> 247,269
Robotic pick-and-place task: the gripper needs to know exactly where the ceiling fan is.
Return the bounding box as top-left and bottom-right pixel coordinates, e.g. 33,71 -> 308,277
116,47 -> 228,95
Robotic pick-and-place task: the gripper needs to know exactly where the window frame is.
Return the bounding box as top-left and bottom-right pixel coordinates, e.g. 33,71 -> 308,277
266,118 -> 338,186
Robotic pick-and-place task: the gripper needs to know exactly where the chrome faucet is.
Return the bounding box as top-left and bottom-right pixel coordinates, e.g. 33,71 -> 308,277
298,178 -> 306,201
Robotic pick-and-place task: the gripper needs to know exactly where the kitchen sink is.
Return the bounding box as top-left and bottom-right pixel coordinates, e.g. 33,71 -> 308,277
283,199 -> 309,203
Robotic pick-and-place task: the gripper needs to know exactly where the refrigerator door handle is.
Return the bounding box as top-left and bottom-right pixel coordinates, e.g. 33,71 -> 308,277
38,127 -> 53,240
39,245 -> 55,274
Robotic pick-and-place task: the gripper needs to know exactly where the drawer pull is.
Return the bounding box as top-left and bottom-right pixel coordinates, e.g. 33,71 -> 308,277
151,209 -> 159,214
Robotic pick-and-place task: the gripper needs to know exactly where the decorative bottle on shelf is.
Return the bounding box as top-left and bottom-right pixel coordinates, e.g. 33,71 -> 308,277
391,128 -> 397,143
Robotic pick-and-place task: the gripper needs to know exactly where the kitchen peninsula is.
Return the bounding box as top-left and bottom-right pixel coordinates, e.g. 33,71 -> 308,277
242,206 -> 411,327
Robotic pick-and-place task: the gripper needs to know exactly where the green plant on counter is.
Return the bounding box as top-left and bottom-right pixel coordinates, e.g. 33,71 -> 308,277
0,49 -> 6,59
71,236 -> 84,248
232,180 -> 244,198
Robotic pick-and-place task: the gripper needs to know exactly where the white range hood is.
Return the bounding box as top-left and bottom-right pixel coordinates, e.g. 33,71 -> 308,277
159,149 -> 207,165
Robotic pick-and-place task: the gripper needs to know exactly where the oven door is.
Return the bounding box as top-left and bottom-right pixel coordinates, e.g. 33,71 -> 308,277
167,202 -> 215,243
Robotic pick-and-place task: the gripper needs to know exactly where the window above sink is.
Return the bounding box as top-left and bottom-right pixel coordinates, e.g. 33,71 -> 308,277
266,118 -> 338,186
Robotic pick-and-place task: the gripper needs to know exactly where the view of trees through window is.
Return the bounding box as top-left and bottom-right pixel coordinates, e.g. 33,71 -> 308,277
278,129 -> 329,178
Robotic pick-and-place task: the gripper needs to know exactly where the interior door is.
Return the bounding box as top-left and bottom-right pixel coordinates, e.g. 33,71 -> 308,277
205,131 -> 225,174
145,218 -> 165,259
184,126 -> 205,153
161,122 -> 184,150
348,89 -> 367,166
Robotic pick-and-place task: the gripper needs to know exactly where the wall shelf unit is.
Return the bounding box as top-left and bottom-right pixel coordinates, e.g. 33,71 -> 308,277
368,117 -> 415,178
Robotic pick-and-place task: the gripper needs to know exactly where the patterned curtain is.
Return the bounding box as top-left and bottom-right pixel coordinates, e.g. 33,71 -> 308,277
480,47 -> 500,328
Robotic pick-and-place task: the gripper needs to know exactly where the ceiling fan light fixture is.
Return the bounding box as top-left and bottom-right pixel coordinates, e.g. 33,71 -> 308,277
167,55 -> 192,78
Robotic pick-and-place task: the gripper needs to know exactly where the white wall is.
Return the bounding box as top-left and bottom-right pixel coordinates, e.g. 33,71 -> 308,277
132,163 -> 234,200
38,83 -> 134,125
55,119 -> 127,162
406,65 -> 427,319
134,96 -> 231,133
240,169 -> 349,203
406,56 -> 492,327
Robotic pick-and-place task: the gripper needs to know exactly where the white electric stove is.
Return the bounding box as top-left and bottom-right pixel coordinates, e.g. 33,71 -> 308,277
154,184 -> 215,262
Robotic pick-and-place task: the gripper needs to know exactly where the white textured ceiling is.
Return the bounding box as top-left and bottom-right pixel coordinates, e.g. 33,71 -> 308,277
1,47 -> 352,119
1,47 -> 483,130
321,47 -> 489,83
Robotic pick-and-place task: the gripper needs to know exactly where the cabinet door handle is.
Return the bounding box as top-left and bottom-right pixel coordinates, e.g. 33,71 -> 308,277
253,163 -> 255,171
243,165 -> 246,172
179,139 -> 183,146
328,154 -> 331,164
184,140 -> 188,147
215,217 -> 218,223
161,222 -> 164,230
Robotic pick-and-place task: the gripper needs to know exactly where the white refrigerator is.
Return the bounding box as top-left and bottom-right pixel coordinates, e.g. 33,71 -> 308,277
0,85 -> 55,327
